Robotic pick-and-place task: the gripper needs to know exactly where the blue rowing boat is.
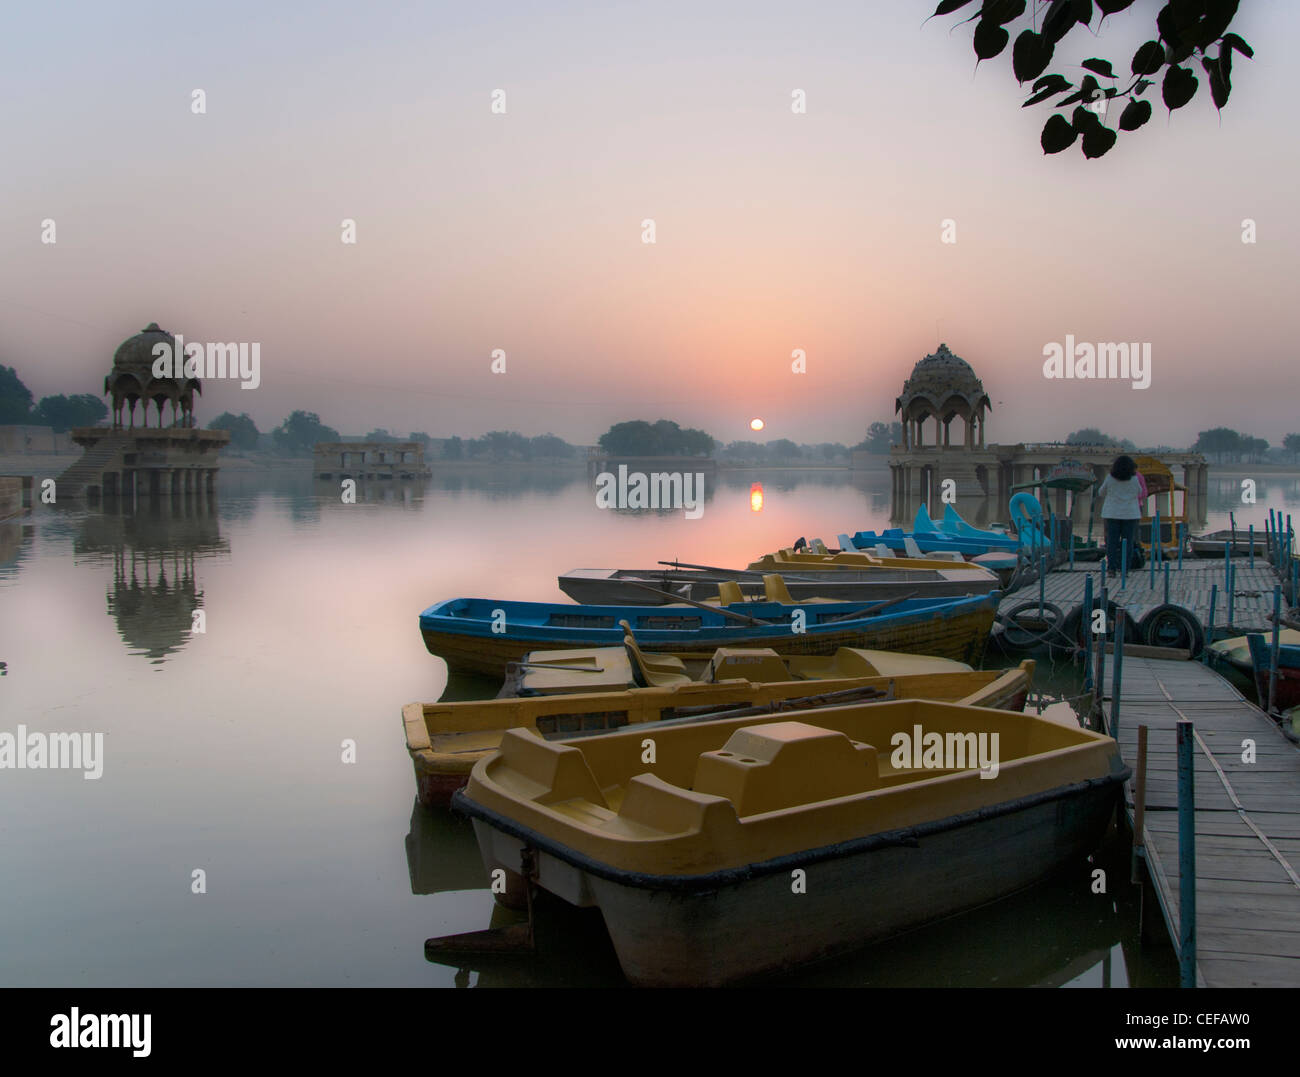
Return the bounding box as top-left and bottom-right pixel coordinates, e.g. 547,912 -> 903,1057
419,592 -> 999,678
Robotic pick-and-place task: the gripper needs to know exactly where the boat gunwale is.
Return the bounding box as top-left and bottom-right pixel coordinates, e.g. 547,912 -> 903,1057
452,768 -> 1130,894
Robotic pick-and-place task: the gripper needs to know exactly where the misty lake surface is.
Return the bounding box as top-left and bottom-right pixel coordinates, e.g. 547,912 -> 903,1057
3,463 -> 1295,987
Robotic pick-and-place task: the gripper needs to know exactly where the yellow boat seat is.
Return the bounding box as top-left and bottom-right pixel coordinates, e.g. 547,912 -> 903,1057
619,620 -> 692,688
762,574 -> 795,604
716,581 -> 745,606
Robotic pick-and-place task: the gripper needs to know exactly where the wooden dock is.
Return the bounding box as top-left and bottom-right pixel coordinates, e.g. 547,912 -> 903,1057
1000,557 -> 1282,635
1101,654 -> 1300,987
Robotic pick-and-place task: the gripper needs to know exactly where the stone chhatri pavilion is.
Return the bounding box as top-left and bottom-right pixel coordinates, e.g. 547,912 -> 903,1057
104,321 -> 203,430
59,323 -> 230,500
881,343 -> 1209,525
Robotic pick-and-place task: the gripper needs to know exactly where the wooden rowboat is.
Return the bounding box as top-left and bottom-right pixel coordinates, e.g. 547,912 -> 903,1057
448,698 -> 1126,986
404,658 -> 1036,808
1189,529 -> 1269,559
419,592 -> 999,679
557,562 -> 997,606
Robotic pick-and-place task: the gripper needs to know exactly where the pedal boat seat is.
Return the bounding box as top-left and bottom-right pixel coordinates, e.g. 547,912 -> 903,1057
619,620 -> 692,688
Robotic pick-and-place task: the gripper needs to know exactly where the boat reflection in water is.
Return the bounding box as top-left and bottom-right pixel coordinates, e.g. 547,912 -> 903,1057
73,497 -> 229,664
419,822 -> 1170,988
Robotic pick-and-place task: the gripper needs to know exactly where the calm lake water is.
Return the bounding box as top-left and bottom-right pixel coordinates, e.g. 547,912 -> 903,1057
3,463 -> 1296,987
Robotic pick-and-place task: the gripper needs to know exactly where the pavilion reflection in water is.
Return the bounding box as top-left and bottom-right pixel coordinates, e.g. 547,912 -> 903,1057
74,496 -> 229,664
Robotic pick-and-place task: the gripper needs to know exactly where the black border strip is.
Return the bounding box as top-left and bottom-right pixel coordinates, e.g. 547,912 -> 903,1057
451,766 -> 1132,894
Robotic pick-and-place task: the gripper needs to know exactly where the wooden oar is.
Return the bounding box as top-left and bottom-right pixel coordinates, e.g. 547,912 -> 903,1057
655,560 -> 826,584
515,662 -> 605,672
618,580 -> 773,626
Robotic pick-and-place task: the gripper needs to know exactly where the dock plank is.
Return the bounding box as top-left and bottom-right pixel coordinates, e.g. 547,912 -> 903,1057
1100,651 -> 1300,988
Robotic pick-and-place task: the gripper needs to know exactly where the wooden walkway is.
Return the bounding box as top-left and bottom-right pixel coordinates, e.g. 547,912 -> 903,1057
1000,557 -> 1282,634
1101,654 -> 1300,987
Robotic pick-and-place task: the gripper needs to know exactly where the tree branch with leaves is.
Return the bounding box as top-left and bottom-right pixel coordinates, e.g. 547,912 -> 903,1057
929,0 -> 1253,158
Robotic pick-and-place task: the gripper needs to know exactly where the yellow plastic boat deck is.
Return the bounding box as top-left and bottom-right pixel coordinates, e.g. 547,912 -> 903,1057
463,697 -> 1120,875
749,548 -> 995,575
516,644 -> 973,694
407,662 -> 1035,792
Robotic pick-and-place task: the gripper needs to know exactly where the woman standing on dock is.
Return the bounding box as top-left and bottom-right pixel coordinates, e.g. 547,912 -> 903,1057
1093,455 -> 1147,575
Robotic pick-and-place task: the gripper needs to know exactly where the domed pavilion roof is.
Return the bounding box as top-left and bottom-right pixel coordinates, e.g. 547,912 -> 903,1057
895,343 -> 991,419
113,323 -> 176,375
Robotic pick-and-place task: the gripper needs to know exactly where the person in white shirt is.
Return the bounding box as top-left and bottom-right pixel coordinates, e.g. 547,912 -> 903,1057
1093,455 -> 1147,576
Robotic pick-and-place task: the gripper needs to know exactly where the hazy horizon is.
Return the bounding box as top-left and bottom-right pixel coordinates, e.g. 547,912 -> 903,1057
3,2 -> 1295,447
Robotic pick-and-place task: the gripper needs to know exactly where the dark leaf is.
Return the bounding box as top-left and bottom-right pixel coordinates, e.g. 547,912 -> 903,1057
1023,85 -> 1065,106
983,0 -> 1026,25
1133,78 -> 1153,96
1013,30 -> 1054,82
1218,46 -> 1232,83
1041,113 -> 1078,153
1072,105 -> 1102,130
1032,73 -> 1073,93
1080,58 -> 1114,77
1221,32 -> 1253,58
1058,74 -> 1100,106
1097,0 -> 1136,13
1119,98 -> 1153,129
973,19 -> 1010,60
1081,123 -> 1117,158
1131,40 -> 1166,75
1201,56 -> 1229,109
1071,0 -> 1094,25
1042,0 -> 1077,45
1157,4 -> 1182,48
1195,0 -> 1239,49
930,0 -> 976,15
1162,64 -> 1198,110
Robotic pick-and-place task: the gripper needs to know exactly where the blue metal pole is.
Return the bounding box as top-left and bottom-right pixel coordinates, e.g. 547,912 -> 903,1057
1164,561 -> 1170,606
1292,558 -> 1299,609
1204,584 -> 1217,664
1227,562 -> 1235,630
1082,572 -> 1094,689
1121,538 -> 1128,590
1154,508 -> 1162,568
1178,523 -> 1185,571
1095,576 -> 1108,699
1150,530 -> 1156,588
1177,719 -> 1197,988
1110,609 -> 1126,740
1270,586 -> 1282,715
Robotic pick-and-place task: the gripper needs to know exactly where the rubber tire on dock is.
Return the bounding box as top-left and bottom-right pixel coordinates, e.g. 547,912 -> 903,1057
998,601 -> 1067,651
1139,604 -> 1205,657
1061,599 -> 1141,648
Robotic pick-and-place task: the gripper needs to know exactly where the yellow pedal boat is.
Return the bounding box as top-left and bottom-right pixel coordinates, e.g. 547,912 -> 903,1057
405,645 -> 1035,807
454,698 -> 1126,986
748,547 -> 997,576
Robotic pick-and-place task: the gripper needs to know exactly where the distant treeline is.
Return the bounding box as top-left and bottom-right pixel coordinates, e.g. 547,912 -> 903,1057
0,366 -> 108,430
597,419 -> 848,463
204,411 -> 583,460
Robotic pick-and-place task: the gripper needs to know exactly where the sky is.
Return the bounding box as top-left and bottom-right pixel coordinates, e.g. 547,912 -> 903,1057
1,1 -> 1296,448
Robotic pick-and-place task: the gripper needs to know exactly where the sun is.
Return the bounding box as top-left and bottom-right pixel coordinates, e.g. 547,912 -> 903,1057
750,418 -> 764,432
